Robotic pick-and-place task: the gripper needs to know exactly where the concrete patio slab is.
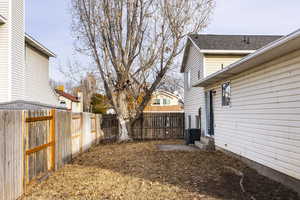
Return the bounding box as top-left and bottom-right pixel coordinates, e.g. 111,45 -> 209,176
156,144 -> 199,151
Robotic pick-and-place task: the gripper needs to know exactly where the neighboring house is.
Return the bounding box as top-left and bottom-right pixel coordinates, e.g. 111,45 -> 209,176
181,34 -> 281,134
144,90 -> 183,113
0,0 -> 60,109
73,73 -> 97,112
105,90 -> 183,114
55,87 -> 83,112
183,30 -> 300,193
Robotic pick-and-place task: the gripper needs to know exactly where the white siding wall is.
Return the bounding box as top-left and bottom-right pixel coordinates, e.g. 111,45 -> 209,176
25,44 -> 59,106
10,0 -> 25,100
204,54 -> 246,76
184,44 -> 206,133
210,50 -> 300,180
0,1 -> 9,101
0,0 -> 25,102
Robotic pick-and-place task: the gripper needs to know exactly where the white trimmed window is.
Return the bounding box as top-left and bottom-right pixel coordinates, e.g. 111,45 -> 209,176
163,99 -> 171,105
222,82 -> 231,106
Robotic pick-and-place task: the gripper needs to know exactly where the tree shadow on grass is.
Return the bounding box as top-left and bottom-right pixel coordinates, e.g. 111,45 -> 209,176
72,140 -> 299,200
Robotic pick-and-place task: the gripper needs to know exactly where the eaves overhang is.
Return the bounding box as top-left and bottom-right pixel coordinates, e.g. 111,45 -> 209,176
25,34 -> 56,58
199,49 -> 255,54
193,29 -> 300,88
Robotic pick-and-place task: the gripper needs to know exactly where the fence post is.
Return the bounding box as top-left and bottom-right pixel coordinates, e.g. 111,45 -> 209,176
94,114 -> 97,144
50,109 -> 56,170
80,113 -> 83,153
140,113 -> 143,140
22,111 -> 27,193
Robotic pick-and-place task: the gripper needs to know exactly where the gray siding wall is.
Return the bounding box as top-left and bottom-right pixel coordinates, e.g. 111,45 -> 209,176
208,50 -> 300,180
184,44 -> 207,134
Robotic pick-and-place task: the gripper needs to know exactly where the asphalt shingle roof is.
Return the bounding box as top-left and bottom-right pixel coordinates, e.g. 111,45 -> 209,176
189,34 -> 282,50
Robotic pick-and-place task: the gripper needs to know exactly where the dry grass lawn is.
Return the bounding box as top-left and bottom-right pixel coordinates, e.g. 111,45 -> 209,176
23,140 -> 299,200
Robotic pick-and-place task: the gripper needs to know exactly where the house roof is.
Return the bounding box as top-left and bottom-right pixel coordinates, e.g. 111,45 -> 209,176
55,89 -> 80,102
25,34 -> 56,57
180,34 -> 282,73
193,29 -> 300,87
189,34 -> 282,51
153,90 -> 180,100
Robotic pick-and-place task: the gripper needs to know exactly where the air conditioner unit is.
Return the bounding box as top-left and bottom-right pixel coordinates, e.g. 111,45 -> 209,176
184,128 -> 201,145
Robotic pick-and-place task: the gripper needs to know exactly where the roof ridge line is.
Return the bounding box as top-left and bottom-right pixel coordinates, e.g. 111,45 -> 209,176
189,33 -> 283,37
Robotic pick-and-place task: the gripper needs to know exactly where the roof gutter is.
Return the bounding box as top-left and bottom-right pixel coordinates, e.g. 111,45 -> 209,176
199,49 -> 255,54
25,34 -> 56,58
193,29 -> 300,87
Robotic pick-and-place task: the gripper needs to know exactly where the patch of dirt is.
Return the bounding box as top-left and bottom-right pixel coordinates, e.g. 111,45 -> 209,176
156,144 -> 199,151
23,140 -> 299,200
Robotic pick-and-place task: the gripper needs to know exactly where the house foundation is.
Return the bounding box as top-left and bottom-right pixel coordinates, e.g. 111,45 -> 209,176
216,146 -> 300,196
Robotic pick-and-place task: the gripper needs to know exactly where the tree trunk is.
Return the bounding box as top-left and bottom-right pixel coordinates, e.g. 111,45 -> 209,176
115,90 -> 133,142
118,117 -> 131,141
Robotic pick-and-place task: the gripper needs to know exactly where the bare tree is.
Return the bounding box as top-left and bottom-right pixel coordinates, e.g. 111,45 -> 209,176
71,0 -> 214,141
158,67 -> 184,96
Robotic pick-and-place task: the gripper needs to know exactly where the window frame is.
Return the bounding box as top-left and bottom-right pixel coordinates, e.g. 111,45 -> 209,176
163,98 -> 167,105
221,82 -> 231,107
198,70 -> 201,79
153,99 -> 160,105
195,115 -> 200,129
163,99 -> 171,105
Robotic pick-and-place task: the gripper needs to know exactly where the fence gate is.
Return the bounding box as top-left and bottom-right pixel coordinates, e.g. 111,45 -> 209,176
71,113 -> 83,156
24,110 -> 55,185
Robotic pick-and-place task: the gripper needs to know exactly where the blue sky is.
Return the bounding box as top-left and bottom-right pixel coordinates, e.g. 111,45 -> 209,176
26,0 -> 300,82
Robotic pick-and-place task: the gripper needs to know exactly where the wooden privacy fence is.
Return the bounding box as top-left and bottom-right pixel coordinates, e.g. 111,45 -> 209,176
0,110 -> 102,200
0,110 -> 23,200
24,110 -> 55,185
101,112 -> 185,140
0,110 -> 183,200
